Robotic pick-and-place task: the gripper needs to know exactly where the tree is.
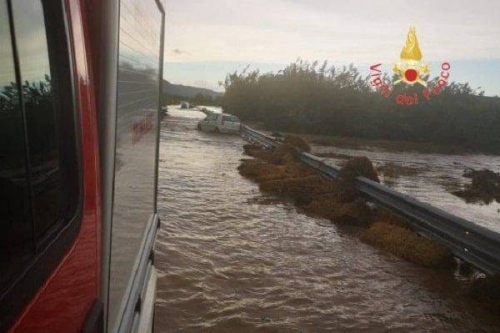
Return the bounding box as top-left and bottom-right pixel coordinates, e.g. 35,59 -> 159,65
222,60 -> 500,153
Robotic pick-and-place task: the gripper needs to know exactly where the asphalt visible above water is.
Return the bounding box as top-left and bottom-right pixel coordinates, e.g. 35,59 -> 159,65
154,108 -> 500,332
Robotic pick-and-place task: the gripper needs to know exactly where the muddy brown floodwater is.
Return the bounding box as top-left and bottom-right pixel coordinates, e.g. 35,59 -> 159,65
154,108 -> 500,332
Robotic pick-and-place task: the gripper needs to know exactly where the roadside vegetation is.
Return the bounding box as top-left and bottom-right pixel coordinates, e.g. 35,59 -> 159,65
223,60 -> 500,154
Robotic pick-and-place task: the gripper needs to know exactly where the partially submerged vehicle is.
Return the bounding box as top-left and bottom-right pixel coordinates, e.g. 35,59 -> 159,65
180,101 -> 196,109
197,113 -> 241,134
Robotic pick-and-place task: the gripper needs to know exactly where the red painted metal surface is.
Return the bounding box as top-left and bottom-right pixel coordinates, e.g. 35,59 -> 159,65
8,0 -> 101,331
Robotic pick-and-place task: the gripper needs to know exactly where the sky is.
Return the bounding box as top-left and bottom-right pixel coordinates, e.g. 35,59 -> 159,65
164,0 -> 500,95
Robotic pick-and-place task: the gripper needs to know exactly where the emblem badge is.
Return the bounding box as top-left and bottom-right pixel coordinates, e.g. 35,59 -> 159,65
370,26 -> 450,106
393,26 -> 430,87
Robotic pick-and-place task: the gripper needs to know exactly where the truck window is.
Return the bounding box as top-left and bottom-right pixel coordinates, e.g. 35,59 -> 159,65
14,0 -> 65,242
0,0 -> 80,329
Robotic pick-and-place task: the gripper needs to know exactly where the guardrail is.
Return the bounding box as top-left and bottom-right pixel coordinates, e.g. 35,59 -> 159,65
241,125 -> 279,149
241,125 -> 500,275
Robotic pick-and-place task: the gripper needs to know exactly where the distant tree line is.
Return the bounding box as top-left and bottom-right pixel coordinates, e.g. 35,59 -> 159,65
163,92 -> 223,107
222,60 -> 500,154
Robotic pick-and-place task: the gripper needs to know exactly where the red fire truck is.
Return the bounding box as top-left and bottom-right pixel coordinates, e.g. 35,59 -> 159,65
0,0 -> 164,331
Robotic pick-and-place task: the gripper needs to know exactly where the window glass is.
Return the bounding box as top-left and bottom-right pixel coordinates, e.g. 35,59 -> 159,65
0,0 -> 33,289
0,0 -> 79,300
223,115 -> 238,122
12,0 -> 63,241
109,0 -> 161,327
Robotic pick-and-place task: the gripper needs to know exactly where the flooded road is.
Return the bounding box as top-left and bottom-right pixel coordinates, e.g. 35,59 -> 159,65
155,108 -> 500,332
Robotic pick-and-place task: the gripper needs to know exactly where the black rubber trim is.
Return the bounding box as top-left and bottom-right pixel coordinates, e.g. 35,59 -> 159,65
81,299 -> 104,333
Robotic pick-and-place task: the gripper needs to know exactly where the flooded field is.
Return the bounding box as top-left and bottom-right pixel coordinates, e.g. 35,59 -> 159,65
155,108 -> 500,332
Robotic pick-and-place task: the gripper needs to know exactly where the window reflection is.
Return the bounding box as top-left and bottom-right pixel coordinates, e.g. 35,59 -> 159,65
108,0 -> 162,327
12,0 -> 62,240
0,0 -> 33,290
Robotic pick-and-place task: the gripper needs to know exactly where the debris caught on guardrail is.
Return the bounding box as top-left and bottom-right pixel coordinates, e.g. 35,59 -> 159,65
270,144 -> 300,165
330,200 -> 373,225
238,159 -> 289,182
283,135 -> 311,152
243,143 -> 260,156
239,138 -> 452,269
360,222 -> 452,267
302,180 -> 364,221
373,208 -> 408,228
243,144 -> 274,161
339,156 -> 380,183
259,175 -> 337,205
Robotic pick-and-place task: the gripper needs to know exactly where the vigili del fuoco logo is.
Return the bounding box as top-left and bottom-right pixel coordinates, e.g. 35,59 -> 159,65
369,26 -> 451,106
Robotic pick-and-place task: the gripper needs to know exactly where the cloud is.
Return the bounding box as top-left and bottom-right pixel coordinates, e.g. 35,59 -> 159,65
162,0 -> 500,95
165,0 -> 500,64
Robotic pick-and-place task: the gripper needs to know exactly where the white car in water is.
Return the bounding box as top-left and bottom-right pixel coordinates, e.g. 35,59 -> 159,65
197,113 -> 241,134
